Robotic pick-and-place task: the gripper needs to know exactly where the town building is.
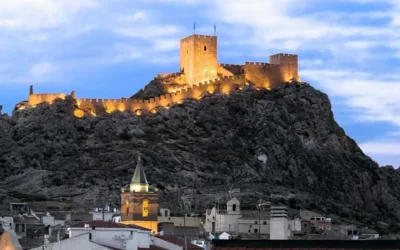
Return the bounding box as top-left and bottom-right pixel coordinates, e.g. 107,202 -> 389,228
27,220 -> 202,250
204,198 -> 272,237
120,154 -> 159,233
158,208 -> 203,237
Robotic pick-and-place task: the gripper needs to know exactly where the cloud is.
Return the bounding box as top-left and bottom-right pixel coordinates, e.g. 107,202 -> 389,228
360,141 -> 400,156
30,62 -> 56,78
0,0 -> 98,30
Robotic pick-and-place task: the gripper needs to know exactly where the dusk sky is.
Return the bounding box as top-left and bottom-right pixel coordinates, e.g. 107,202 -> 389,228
0,0 -> 399,167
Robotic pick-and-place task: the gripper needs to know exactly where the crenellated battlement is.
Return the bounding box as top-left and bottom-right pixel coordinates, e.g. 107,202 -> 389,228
155,72 -> 183,79
270,53 -> 298,58
181,34 -> 216,42
219,63 -> 242,67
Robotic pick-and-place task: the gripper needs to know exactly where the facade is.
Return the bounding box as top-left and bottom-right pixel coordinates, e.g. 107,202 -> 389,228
91,206 -> 119,221
270,206 -> 289,240
158,208 -> 203,237
24,33 -> 300,116
66,212 -> 93,224
204,198 -> 272,236
309,216 -> 331,231
120,154 -> 159,233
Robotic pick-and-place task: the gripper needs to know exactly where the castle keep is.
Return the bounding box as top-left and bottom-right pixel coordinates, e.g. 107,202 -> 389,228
26,34 -> 300,116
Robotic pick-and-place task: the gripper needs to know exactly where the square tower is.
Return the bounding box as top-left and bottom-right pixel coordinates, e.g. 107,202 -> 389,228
120,154 -> 159,233
269,53 -> 300,82
180,34 -> 218,86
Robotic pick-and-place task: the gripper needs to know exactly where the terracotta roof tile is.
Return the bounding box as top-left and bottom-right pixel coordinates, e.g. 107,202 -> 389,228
70,220 -> 150,231
139,246 -> 168,250
156,235 -> 203,249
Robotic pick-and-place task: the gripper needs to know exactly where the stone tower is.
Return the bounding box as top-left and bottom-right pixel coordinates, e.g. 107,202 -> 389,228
180,34 -> 218,86
120,154 -> 159,233
269,53 -> 300,82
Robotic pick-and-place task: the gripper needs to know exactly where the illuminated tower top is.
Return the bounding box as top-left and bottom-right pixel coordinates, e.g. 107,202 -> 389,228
129,154 -> 149,193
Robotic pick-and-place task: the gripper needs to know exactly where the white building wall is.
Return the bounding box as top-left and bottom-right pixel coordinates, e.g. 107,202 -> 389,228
29,233 -> 112,250
270,217 -> 288,240
152,237 -> 181,250
112,216 -> 121,223
238,219 -> 269,235
69,228 -> 150,250
54,219 -> 65,226
42,216 -> 55,226
1,217 -> 14,231
204,207 -> 242,233
91,212 -> 114,221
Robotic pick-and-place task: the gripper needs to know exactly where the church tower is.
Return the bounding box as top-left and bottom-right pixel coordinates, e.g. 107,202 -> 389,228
180,34 -> 218,86
120,154 -> 159,233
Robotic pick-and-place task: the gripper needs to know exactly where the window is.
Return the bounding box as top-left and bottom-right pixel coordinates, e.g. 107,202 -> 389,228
204,46 -> 207,51
249,225 -> 252,228
142,200 -> 149,217
248,229 -> 250,233
164,210 -> 168,217
255,221 -> 258,224
232,204 -> 236,211
263,221 -> 267,225
254,229 -> 258,233
304,224 -> 308,228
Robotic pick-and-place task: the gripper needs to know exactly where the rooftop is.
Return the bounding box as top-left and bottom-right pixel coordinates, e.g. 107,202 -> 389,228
70,220 -> 150,231
156,235 -> 203,250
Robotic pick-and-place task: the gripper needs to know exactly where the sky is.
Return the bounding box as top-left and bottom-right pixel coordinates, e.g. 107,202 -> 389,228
0,0 -> 399,167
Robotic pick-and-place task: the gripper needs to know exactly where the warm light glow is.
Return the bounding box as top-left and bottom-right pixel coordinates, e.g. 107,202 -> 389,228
136,110 -> 142,116
76,100 -> 81,108
142,200 -> 149,217
118,103 -> 126,112
121,221 -> 158,233
221,85 -> 231,94
73,109 -> 84,118
151,109 -> 157,114
130,183 -> 149,192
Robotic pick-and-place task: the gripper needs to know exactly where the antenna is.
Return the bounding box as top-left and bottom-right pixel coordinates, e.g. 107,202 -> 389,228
228,185 -> 240,199
256,199 -> 271,239
194,22 -> 196,34
214,24 -> 216,36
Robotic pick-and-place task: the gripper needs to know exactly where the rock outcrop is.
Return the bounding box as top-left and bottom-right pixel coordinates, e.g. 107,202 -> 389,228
1,83 -> 400,233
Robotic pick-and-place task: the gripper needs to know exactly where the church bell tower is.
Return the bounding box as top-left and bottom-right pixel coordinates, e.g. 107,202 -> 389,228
120,154 -> 159,233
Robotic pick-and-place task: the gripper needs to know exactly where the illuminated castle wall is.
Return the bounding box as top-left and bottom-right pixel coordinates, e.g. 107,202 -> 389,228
26,34 -> 300,117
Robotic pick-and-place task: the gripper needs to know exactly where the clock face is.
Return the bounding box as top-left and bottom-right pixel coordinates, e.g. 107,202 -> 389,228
142,200 -> 149,217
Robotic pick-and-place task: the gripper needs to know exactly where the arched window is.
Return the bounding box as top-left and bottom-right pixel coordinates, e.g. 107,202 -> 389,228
204,46 -> 207,51
232,204 -> 237,211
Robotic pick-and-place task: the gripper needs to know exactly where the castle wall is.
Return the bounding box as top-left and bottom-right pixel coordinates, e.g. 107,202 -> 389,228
71,75 -> 246,116
269,53 -> 300,82
242,62 -> 282,89
28,93 -> 67,107
180,35 -> 218,86
154,72 -> 188,93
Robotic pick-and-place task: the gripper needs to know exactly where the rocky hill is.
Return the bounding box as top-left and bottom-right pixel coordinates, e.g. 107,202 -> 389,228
1,83 -> 400,233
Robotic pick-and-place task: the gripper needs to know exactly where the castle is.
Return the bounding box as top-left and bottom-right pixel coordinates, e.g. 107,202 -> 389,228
25,34 -> 300,117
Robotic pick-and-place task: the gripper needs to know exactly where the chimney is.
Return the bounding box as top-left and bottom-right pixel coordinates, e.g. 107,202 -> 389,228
44,234 -> 50,245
